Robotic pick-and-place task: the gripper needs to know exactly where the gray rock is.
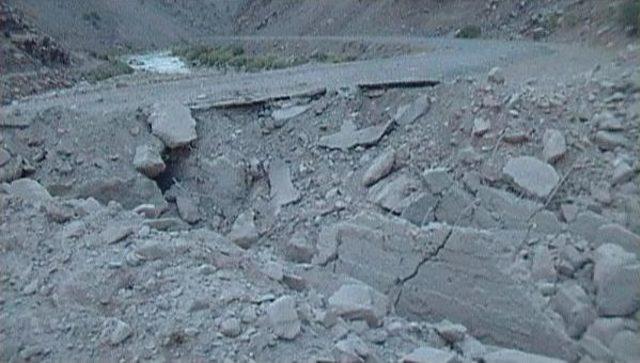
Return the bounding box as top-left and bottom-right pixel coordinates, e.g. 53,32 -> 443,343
267,296 -> 300,340
584,317 -> 638,346
483,349 -> 567,363
488,66 -> 505,84
133,145 -> 165,178
0,148 -> 11,167
263,261 -> 284,281
328,283 -> 388,327
312,225 -> 339,266
560,204 -> 578,223
472,118 -> 491,137
318,119 -> 394,150
594,111 -> 624,131
269,159 -> 301,208
362,150 -> 396,187
227,211 -> 259,249
176,196 -> 200,224
543,129 -> 567,163
593,131 -> 627,151
285,232 -> 315,263
101,318 -> 132,346
272,105 -> 310,121
7,178 -> 52,202
423,167 -> 453,194
579,335 -> 614,362
593,244 -> 640,316
609,330 -> 640,363
333,334 -> 372,363
503,156 -> 559,198
202,155 -> 248,218
98,224 -> 135,245
611,160 -> 635,186
569,211 -> 607,243
595,224 -> 640,257
70,175 -> 167,211
401,346 -> 457,363
219,317 -> 242,337
395,94 -> 431,125
435,320 -> 468,344
550,282 -> 596,338
148,102 -> 197,148
368,174 -> 420,213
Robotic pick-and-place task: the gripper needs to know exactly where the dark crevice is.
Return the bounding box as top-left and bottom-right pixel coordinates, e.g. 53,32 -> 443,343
155,147 -> 191,193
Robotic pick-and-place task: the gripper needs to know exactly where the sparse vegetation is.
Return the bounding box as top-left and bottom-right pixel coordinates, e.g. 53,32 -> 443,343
172,45 -> 358,72
455,25 -> 482,39
620,0 -> 640,34
82,58 -> 134,82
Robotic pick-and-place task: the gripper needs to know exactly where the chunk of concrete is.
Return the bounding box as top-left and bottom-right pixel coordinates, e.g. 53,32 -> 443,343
423,167 -> 453,194
318,119 -> 394,150
395,94 -> 431,125
328,283 -> 388,327
269,159 -> 301,208
362,150 -> 395,187
331,212 -> 579,360
272,105 -> 309,121
593,244 -> 640,317
503,156 -> 559,198
267,296 -> 300,340
148,102 -> 197,148
368,174 -> 420,213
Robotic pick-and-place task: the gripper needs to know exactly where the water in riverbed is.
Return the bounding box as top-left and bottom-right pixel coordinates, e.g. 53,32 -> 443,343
123,52 -> 189,74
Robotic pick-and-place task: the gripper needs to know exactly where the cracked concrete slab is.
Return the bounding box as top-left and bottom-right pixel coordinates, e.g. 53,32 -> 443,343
326,212 -> 578,361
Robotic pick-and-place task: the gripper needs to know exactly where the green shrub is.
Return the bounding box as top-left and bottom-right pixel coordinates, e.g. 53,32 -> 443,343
455,25 -> 482,39
620,0 -> 640,34
82,59 -> 133,82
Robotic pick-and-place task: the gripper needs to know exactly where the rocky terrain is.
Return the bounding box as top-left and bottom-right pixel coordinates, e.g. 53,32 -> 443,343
1,1 -> 639,363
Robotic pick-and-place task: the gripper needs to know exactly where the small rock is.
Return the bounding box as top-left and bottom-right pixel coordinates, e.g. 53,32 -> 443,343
488,67 -> 505,84
395,94 -> 431,125
503,156 -> 560,198
362,150 -> 396,187
472,117 -> 491,137
594,131 -> 627,151
102,318 -> 132,345
263,261 -> 284,281
0,148 -> 11,167
594,112 -> 624,131
542,129 -> 567,163
611,160 -> 635,186
401,346 -> 458,363
98,224 -> 135,245
595,224 -> 640,256
550,281 -> 596,338
328,284 -> 388,327
609,330 -> 640,363
423,167 -> 453,194
435,320 -> 468,344
272,105 -> 310,121
333,334 -> 373,363
176,196 -> 200,224
7,178 -> 53,202
267,296 -> 301,340
227,211 -> 259,249
285,232 -> 315,263
560,204 -> 578,223
318,119 -> 394,150
219,317 -> 242,337
593,244 -> 640,317
133,145 -> 165,178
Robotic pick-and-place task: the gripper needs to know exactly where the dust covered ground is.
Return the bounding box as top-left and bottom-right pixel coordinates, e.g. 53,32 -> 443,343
1,1 -> 640,363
